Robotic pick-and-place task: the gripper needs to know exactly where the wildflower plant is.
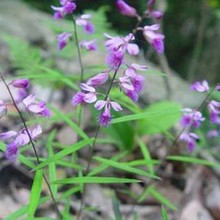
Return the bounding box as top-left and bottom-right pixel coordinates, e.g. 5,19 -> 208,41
1,0 -> 220,220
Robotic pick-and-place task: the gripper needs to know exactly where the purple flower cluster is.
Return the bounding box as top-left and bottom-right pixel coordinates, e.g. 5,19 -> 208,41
180,80 -> 220,151
70,1 -> 166,126
51,1 -> 97,52
51,0 -> 76,20
0,79 -> 50,161
116,0 -> 165,54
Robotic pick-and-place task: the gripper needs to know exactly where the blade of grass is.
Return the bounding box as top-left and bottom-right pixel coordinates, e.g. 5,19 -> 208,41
28,169 -> 44,218
138,139 -> 155,175
94,157 -> 160,180
48,131 -> 58,198
52,177 -> 141,184
167,155 -> 220,168
35,138 -> 93,170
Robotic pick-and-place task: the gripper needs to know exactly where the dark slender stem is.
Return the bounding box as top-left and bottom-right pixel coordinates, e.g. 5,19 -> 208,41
0,73 -> 62,219
72,15 -> 84,83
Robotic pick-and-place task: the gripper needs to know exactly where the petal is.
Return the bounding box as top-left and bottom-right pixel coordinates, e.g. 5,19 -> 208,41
0,131 -> 17,140
84,93 -> 97,103
80,83 -> 96,92
23,94 -> 35,107
131,63 -> 148,71
31,125 -> 42,139
127,43 -> 139,55
87,72 -> 109,87
94,100 -> 106,110
110,102 -> 123,111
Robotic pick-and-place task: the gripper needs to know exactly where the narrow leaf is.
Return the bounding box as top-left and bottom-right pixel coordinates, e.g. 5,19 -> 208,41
28,169 -> 44,218
167,155 -> 220,168
35,139 -> 93,170
94,157 -> 160,179
52,177 -> 141,184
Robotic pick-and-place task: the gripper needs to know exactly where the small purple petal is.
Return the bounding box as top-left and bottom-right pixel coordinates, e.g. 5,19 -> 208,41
116,0 -> 137,17
80,83 -> 96,92
0,131 -> 17,140
110,102 -> 123,111
87,72 -> 109,87
98,110 -> 111,127
94,100 -> 106,110
191,80 -> 209,93
71,92 -> 85,106
127,43 -> 139,56
5,142 -> 19,161
11,79 -> 29,89
84,92 -> 97,103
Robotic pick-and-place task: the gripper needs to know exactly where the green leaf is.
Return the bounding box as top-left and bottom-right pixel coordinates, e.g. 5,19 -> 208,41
88,152 -> 127,176
112,101 -> 181,132
167,155 -> 220,168
161,206 -> 169,220
5,197 -> 49,220
147,186 -> 177,211
35,139 -> 93,170
28,169 -> 44,218
18,154 -> 36,169
48,131 -> 58,198
138,139 -> 155,175
138,101 -> 181,135
94,157 -> 160,180
104,112 -> 135,150
112,196 -> 122,220
52,177 -> 141,184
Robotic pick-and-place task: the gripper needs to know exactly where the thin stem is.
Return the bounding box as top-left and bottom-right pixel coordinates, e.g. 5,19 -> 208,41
72,15 -> 84,84
76,67 -> 120,220
72,15 -> 84,135
0,73 -> 62,219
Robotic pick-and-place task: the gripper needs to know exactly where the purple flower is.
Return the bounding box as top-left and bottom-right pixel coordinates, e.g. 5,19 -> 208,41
11,79 -> 29,89
147,0 -> 156,9
1,125 -> 42,161
0,100 -> 7,118
125,90 -> 139,102
105,33 -> 139,56
125,64 -> 146,94
71,92 -> 85,106
5,142 -> 19,161
149,10 -> 163,20
106,49 -> 124,70
180,108 -> 205,128
71,84 -> 97,107
87,72 -> 109,87
208,100 -> 220,124
180,132 -> 199,153
56,32 -> 72,50
80,40 -> 97,51
95,99 -> 122,126
76,14 -> 95,34
0,130 -> 17,140
51,0 -> 76,19
119,76 -> 140,102
191,80 -> 209,93
142,24 -> 165,54
116,0 -> 137,17
207,130 -> 219,138
215,85 -> 220,91
23,94 -> 51,117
